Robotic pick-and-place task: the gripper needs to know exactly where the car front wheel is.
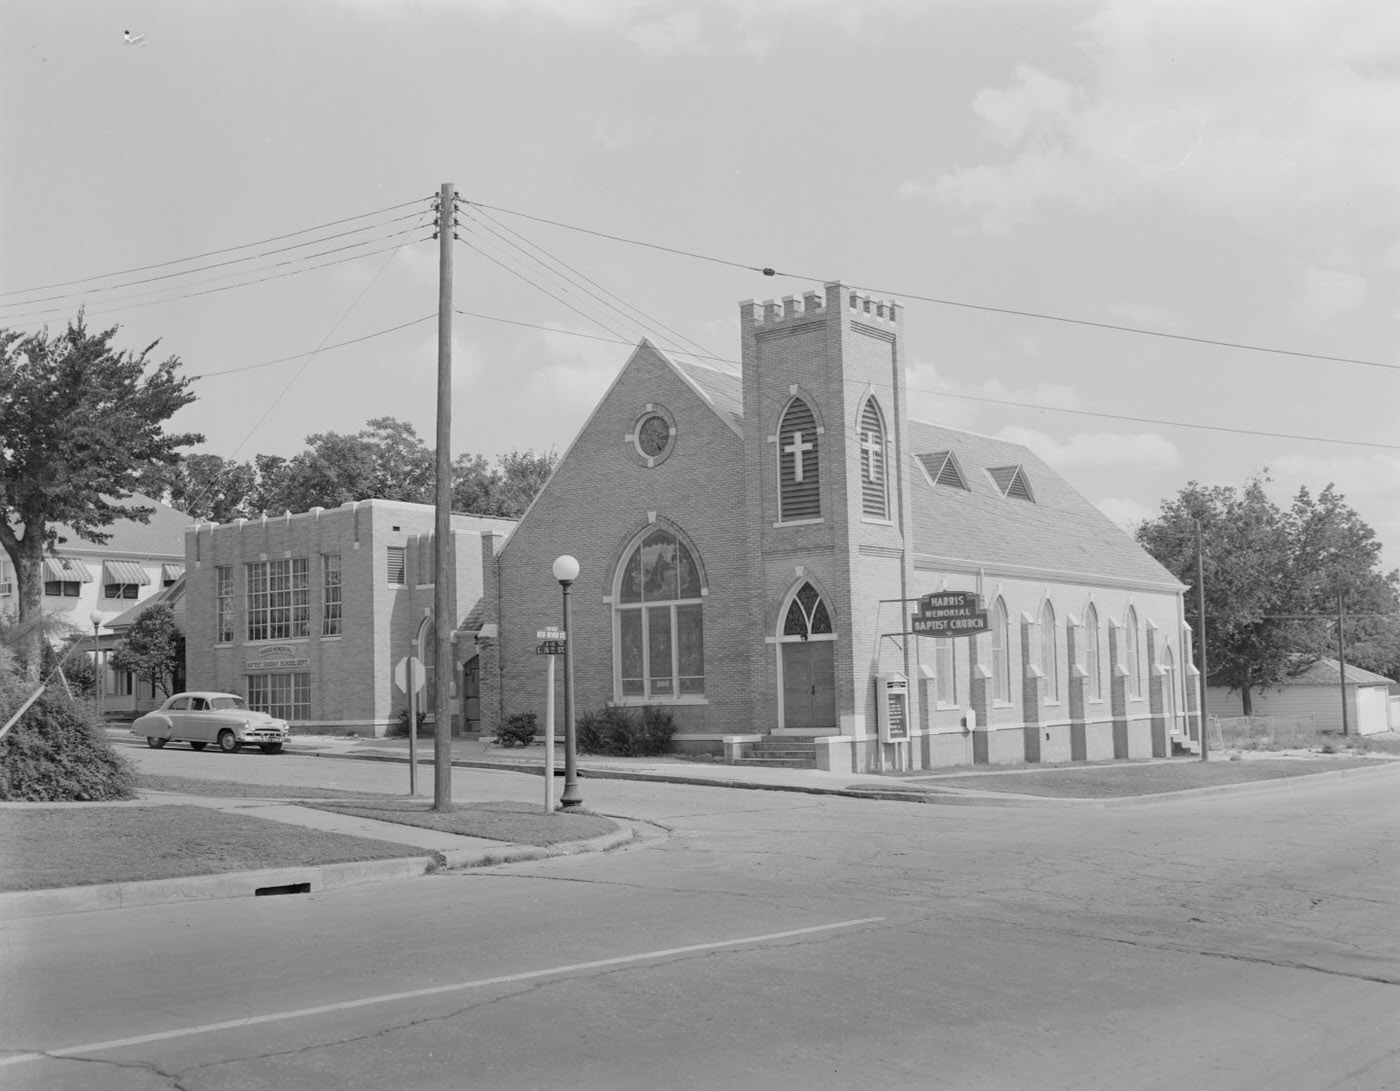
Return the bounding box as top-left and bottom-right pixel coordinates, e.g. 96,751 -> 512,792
217,730 -> 240,753
260,743 -> 284,754
146,736 -> 167,749
189,741 -> 207,751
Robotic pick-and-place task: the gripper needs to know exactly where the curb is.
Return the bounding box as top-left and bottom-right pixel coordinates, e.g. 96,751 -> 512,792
0,822 -> 640,921
306,747 -> 1400,808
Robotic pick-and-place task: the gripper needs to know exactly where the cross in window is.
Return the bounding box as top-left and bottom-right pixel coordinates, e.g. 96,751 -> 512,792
784,431 -> 814,482
860,430 -> 883,482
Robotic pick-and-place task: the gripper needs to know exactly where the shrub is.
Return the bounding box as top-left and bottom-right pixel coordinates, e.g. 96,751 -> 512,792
391,707 -> 430,738
575,705 -> 675,757
0,691 -> 137,801
495,711 -> 538,748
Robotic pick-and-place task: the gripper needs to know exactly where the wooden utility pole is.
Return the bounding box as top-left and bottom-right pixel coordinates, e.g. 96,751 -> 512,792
1195,519 -> 1209,762
1337,592 -> 1349,736
433,182 -> 455,811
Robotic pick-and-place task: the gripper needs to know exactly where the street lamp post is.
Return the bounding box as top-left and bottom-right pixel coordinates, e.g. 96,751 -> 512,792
552,555 -> 583,810
89,612 -> 104,719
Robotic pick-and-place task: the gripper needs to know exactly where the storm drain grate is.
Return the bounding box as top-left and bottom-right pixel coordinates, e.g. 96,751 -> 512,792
255,881 -> 311,897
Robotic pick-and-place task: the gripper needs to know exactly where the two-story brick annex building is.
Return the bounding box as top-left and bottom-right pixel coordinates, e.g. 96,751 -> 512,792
184,502 -> 514,734
477,282 -> 1197,772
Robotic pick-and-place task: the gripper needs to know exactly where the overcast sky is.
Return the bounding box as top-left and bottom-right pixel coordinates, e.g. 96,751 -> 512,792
3,0 -> 1397,570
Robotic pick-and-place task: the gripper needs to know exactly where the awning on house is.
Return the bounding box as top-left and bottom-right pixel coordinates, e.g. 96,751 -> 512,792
161,563 -> 185,582
102,560 -> 151,585
42,556 -> 93,582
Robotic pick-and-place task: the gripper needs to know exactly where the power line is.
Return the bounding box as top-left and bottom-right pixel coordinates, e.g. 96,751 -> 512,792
0,196 -> 434,299
3,231 -> 433,325
899,384 -> 1400,452
193,314 -> 437,379
468,198 -> 1399,375
468,206 -> 727,366
444,303 -> 1393,450
0,210 -> 429,311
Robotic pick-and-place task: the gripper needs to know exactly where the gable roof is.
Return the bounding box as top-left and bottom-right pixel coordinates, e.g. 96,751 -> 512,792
50,494 -> 190,559
670,357 -> 743,433
1285,657 -> 1395,687
906,421 -> 1182,589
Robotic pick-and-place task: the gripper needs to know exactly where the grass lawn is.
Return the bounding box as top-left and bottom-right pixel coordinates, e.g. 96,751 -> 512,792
137,773 -> 392,800
304,798 -> 619,845
0,806 -> 416,892
909,756 -> 1391,798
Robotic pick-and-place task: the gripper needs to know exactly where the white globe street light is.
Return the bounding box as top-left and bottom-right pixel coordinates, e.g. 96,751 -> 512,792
552,555 -> 582,809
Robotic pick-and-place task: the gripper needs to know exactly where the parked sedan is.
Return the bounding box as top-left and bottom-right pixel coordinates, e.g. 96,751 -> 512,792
132,692 -> 290,754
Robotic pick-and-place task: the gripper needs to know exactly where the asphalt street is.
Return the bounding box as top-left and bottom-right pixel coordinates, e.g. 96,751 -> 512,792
3,743 -> 1397,1089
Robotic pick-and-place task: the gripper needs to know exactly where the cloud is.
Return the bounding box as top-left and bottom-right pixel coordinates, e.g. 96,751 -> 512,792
1095,495 -> 1156,534
1295,264 -> 1370,328
906,0 -> 1400,270
625,11 -> 704,57
997,426 -> 1182,471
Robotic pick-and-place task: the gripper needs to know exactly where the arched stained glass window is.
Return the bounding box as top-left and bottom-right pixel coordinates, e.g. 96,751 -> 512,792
1040,600 -> 1059,702
778,398 -> 820,522
991,597 -> 1010,702
859,398 -> 887,519
1085,604 -> 1102,701
1125,607 -> 1141,699
783,582 -> 832,638
615,528 -> 704,699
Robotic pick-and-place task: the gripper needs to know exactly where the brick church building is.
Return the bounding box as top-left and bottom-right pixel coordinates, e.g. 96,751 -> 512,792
477,282 -> 1197,773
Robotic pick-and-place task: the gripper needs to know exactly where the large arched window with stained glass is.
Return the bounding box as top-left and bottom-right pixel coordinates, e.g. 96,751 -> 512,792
615,527 -> 705,699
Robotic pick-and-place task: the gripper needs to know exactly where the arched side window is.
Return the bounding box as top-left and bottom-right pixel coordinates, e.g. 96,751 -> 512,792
1085,604 -> 1102,701
778,398 -> 820,522
1040,600 -> 1059,703
783,582 -> 834,638
1125,606 -> 1141,699
991,597 -> 1010,703
858,397 -> 888,519
615,527 -> 705,699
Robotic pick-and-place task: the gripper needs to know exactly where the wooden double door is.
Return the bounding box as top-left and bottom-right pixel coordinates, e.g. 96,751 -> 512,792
781,639 -> 836,732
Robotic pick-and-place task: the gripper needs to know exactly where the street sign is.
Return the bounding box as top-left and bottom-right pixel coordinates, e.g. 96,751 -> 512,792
394,656 -> 425,693
911,591 -> 989,637
536,640 -> 566,656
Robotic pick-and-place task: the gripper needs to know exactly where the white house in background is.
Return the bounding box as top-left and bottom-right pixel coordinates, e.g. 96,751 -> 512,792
0,494 -> 190,713
1207,657 -> 1397,736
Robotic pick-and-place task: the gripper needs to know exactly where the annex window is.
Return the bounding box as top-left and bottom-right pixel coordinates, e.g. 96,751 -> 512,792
387,546 -> 406,586
245,558 -> 310,642
322,554 -> 342,637
934,637 -> 956,705
615,527 -> 705,700
1084,604 -> 1102,701
43,556 -> 91,597
915,451 -> 969,491
1125,606 -> 1141,699
858,397 -> 888,519
162,563 -> 184,587
1040,600 -> 1059,702
991,597 -> 1010,703
777,398 -> 820,522
215,565 -> 234,643
104,583 -> 139,600
246,672 -> 310,721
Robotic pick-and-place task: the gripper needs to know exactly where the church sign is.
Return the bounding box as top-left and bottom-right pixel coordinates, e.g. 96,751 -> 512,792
244,644 -> 311,671
911,592 -> 988,637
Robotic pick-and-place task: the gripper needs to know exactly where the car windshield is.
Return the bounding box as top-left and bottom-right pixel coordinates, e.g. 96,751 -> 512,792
209,696 -> 247,711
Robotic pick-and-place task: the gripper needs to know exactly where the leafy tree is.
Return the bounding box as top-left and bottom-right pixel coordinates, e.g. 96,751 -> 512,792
1137,473 -> 1400,711
452,448 -> 558,517
141,453 -> 259,523
0,316 -> 201,682
110,603 -> 185,698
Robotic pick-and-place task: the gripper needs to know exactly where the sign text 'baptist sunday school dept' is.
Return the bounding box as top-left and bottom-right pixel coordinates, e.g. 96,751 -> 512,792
910,591 -> 989,637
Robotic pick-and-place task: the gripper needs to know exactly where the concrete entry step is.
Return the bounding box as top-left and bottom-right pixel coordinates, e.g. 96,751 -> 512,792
732,736 -> 819,769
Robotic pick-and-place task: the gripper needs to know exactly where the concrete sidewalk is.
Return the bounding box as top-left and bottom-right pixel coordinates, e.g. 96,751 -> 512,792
0,785 -> 639,921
